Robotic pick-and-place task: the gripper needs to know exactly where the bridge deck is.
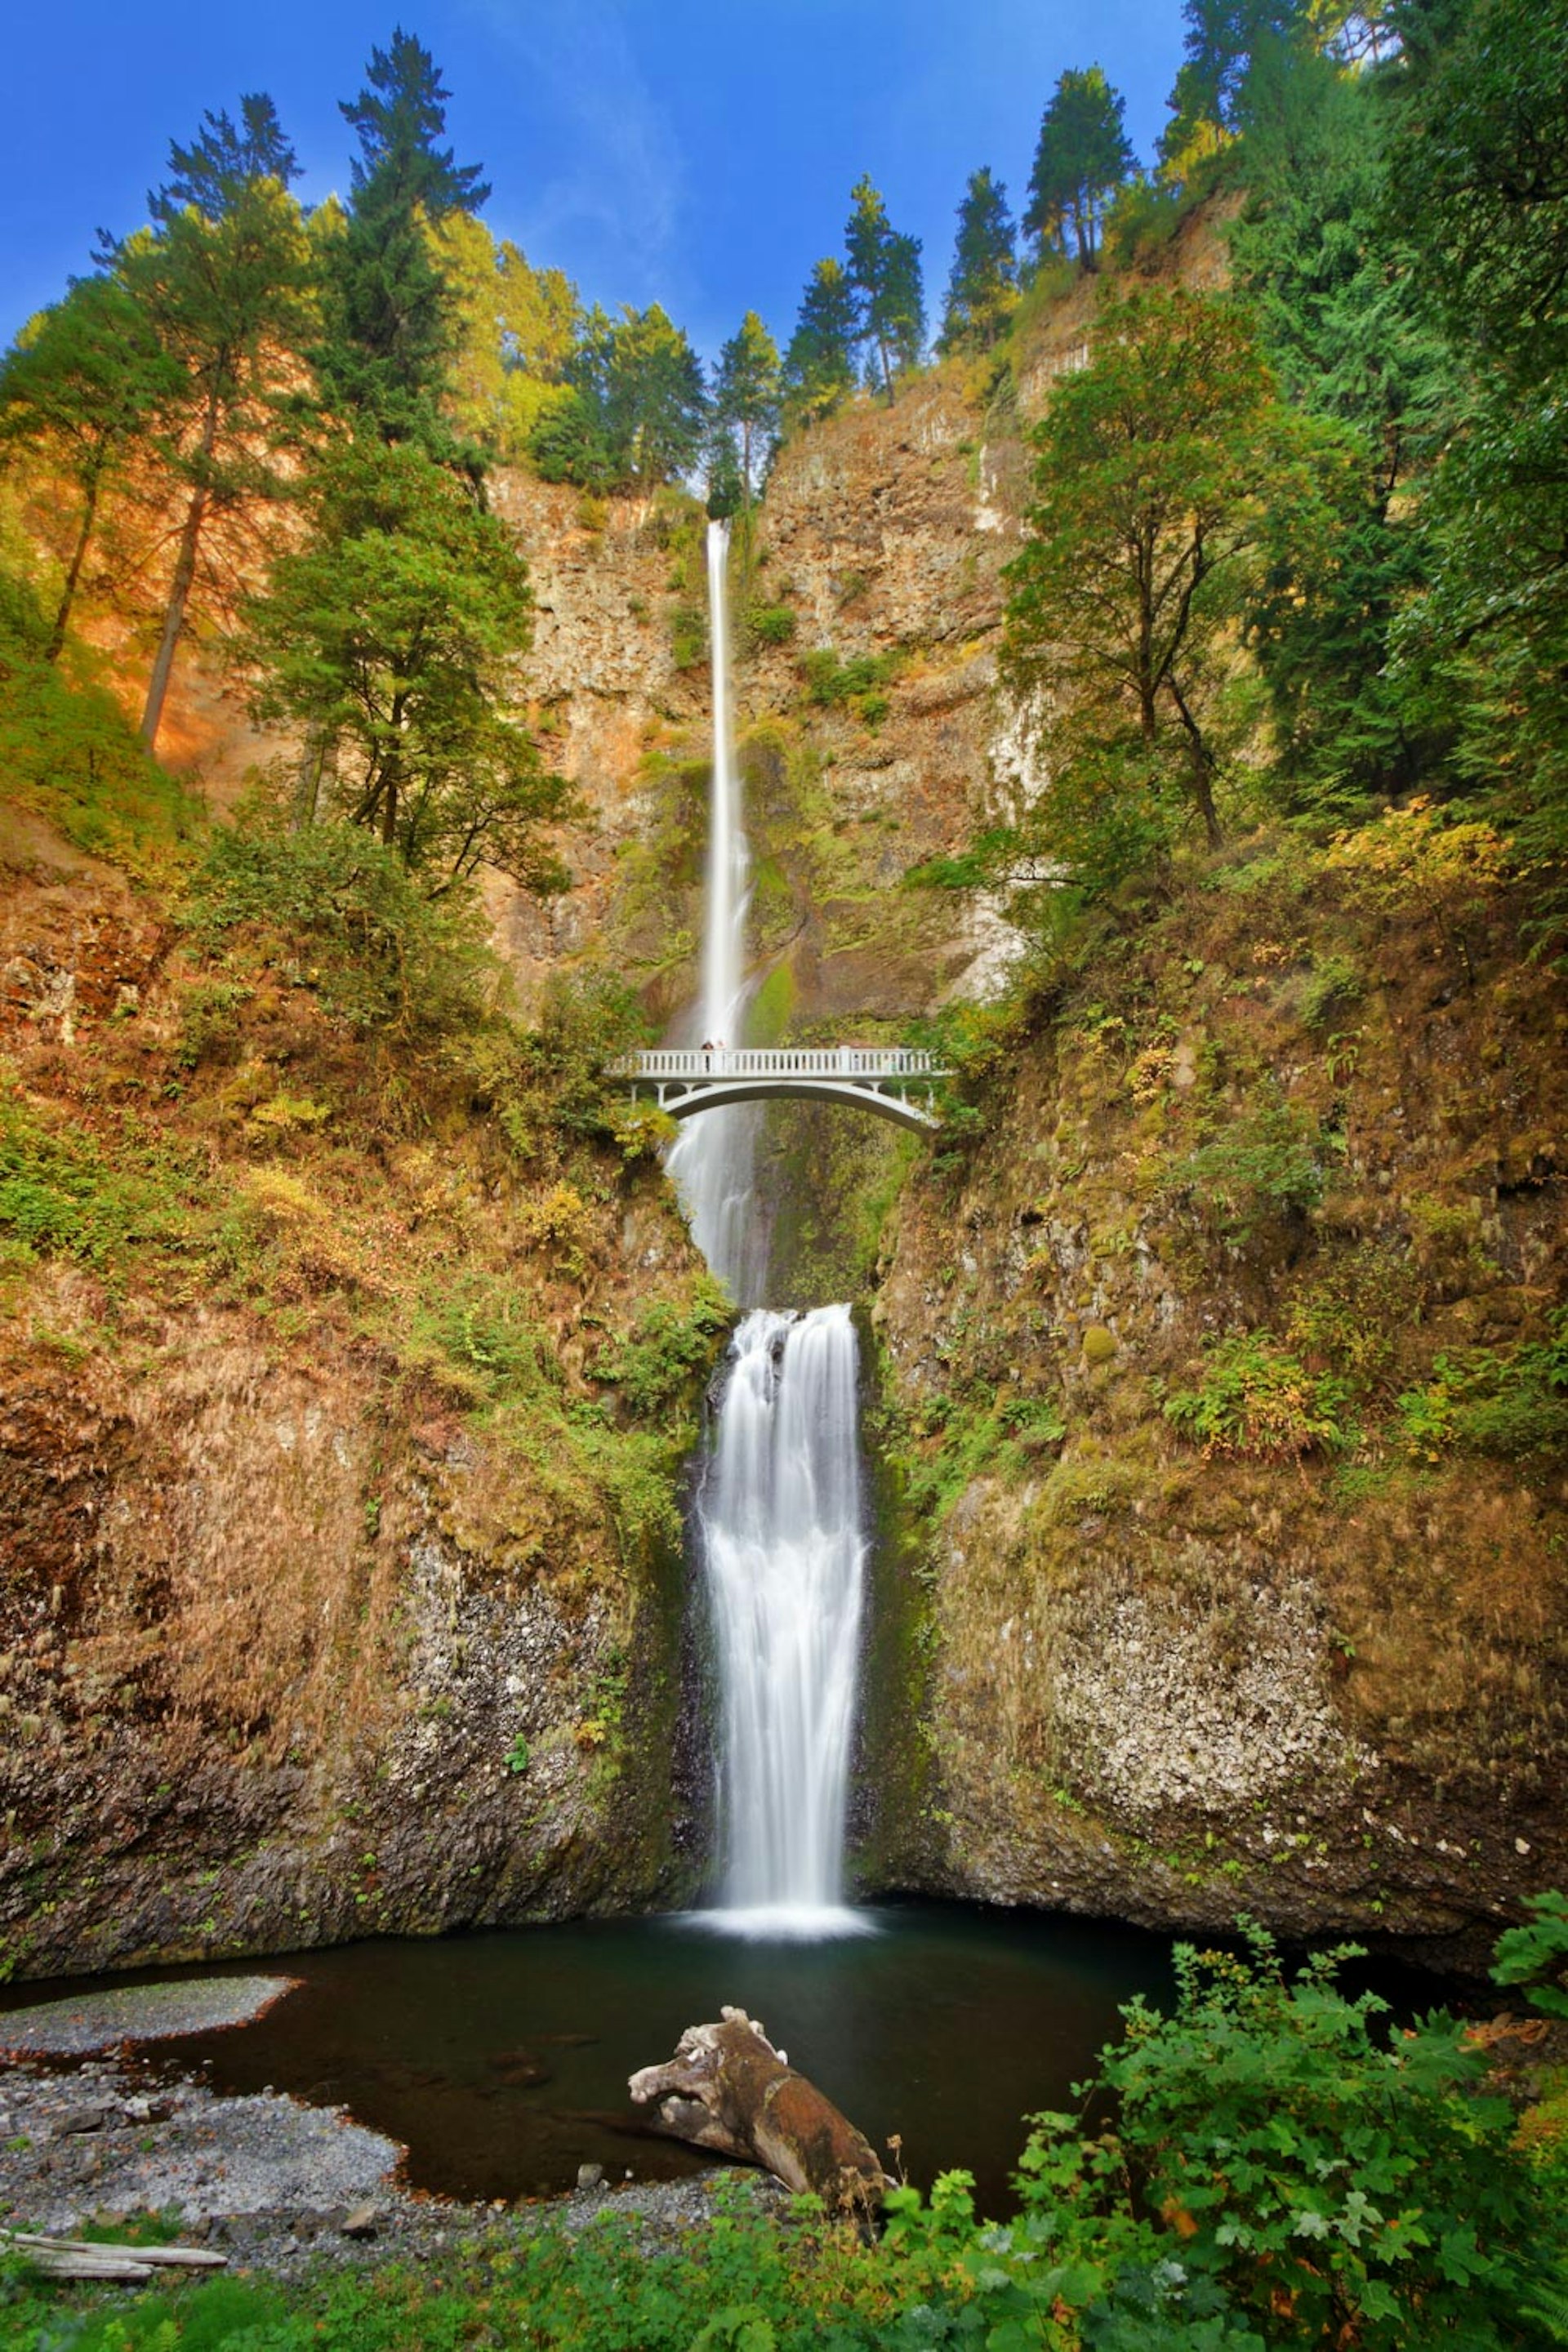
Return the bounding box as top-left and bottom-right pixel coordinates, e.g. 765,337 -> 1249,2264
608,1047 -> 952,1134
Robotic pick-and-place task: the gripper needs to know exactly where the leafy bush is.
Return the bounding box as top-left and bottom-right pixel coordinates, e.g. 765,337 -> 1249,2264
1164,1331 -> 1356,1459
592,1282 -> 732,1417
184,822 -> 497,1035
1321,797 -> 1506,920
1494,1891 -> 1568,2020
1173,1098 -> 1334,1238
0,568 -> 201,882
888,1927 -> 1562,2350
746,603 -> 797,646
799,647 -> 902,721
1396,1310 -> 1568,1461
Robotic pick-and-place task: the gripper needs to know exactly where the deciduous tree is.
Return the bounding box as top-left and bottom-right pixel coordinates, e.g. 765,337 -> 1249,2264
0,276 -> 180,660
108,96 -> 312,748
1004,287 -> 1326,866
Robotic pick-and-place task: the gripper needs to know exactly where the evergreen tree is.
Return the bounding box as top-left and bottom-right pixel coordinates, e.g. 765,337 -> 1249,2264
108,98 -> 312,749
241,434 -> 570,889
1229,42 -> 1458,804
844,176 -> 924,400
432,211 -> 581,460
318,29 -> 489,443
0,276 -> 181,660
1024,68 -> 1136,266
604,305 -> 708,485
155,95 -> 300,220
781,257 -> 858,424
712,310 -> 782,499
939,168 -> 1018,354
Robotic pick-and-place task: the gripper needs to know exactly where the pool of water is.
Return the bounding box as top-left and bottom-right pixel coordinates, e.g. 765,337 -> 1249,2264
1,1901 -> 1177,2211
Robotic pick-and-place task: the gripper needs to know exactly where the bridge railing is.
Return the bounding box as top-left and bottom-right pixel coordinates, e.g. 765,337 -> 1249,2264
608,1047 -> 948,1080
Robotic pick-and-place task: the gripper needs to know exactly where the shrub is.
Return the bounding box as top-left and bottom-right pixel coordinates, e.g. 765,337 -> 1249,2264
799,647 -> 901,721
1396,1310 -> 1568,1461
888,1927 -> 1562,2350
746,603 -> 797,646
184,822 -> 496,1035
1164,1330 -> 1356,1459
1172,1097 -> 1334,1238
1322,796 -> 1506,919
592,1282 -> 732,1417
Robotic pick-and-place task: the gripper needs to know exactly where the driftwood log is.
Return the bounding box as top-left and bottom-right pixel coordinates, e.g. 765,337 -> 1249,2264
629,2007 -> 890,2221
1,2230 -> 228,2283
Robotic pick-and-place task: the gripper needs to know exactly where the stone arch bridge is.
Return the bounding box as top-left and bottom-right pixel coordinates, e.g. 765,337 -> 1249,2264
608,1047 -> 951,1134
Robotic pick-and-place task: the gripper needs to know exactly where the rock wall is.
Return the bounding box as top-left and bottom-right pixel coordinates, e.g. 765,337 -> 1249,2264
866,857 -> 1568,1964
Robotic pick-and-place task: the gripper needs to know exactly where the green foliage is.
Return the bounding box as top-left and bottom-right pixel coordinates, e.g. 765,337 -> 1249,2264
592,1281 -> 732,1417
535,302 -> 709,491
1396,1311 -> 1568,1463
1024,65 -> 1137,265
314,29 -> 488,448
800,647 -> 901,724
504,1731 -> 532,1775
1004,287 -> 1335,869
844,176 -> 925,399
902,1389 -> 1067,1523
0,1075 -> 254,1296
239,434 -> 572,893
1163,1330 -> 1356,1459
712,310 -> 782,501
938,167 -> 1018,354
1173,1095 -> 1333,1235
0,572 -> 201,880
746,602 -> 797,647
184,820 -> 497,1033
781,257 -> 858,426
1493,1891 -> 1568,2021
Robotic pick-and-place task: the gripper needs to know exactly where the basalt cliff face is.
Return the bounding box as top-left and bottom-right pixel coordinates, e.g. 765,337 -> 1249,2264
865,861 -> 1568,1964
4,202 -> 1565,1979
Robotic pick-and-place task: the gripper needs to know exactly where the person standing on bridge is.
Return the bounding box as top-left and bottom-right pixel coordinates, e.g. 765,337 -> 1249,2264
702,1039 -> 713,1069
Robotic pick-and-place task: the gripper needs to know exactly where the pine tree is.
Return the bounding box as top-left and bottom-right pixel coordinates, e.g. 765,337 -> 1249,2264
1024,68 -> 1136,266
713,310 -> 782,500
781,258 -> 858,424
109,96 -> 312,749
318,30 -> 490,443
604,305 -> 709,486
844,177 -> 924,400
0,275 -> 181,660
939,168 -> 1018,354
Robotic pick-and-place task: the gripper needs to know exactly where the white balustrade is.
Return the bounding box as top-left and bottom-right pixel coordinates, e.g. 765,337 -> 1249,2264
608,1047 -> 947,1080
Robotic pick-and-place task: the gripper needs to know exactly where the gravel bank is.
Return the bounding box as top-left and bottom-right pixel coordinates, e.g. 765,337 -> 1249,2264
0,2053 -> 771,2286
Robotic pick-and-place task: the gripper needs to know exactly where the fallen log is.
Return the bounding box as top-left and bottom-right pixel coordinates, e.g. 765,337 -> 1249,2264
629,2007 -> 890,2222
2,2230 -> 228,2282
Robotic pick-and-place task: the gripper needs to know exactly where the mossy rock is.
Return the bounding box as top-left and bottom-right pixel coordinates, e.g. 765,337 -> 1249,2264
1081,1324 -> 1119,1365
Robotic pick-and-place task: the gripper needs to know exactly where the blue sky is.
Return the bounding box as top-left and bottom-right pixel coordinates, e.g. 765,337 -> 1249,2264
3,1 -> 1186,362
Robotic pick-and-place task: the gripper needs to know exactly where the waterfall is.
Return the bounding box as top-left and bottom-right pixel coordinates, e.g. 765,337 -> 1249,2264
697,1307 -> 870,1935
670,520 -> 871,1937
665,520 -> 765,1303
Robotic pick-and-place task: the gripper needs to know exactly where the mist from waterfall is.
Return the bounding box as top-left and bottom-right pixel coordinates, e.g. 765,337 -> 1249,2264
665,520 -> 766,1304
673,519 -> 870,1938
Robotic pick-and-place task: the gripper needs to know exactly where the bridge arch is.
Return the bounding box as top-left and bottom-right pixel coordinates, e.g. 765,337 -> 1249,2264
608,1048 -> 951,1135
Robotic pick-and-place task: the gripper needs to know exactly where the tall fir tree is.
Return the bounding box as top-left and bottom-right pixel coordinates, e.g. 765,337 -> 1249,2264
1024,68 -> 1136,266
108,95 -> 312,748
781,257 -> 858,424
318,29 -> 490,444
844,176 -> 925,400
939,168 -> 1018,354
713,310 -> 782,500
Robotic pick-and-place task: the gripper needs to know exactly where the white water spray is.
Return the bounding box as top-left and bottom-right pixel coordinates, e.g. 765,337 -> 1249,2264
697,1306 -> 870,1936
665,521 -> 764,1303
670,520 -> 870,1936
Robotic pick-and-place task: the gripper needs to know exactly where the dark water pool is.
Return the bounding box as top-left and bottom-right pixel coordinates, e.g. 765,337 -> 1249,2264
2,1902 -> 1178,2210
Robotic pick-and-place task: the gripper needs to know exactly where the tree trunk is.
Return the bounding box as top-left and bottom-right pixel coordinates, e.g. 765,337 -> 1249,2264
630,2007 -> 891,2224
47,470 -> 102,664
140,387 -> 220,751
